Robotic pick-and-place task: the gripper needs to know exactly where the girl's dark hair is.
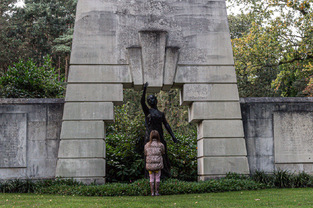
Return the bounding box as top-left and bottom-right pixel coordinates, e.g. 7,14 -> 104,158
149,130 -> 160,144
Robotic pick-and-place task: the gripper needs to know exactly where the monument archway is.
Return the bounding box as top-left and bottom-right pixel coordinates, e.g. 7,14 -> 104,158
56,0 -> 249,184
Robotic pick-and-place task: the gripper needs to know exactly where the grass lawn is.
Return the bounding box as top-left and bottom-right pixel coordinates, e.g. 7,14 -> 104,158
0,188 -> 312,208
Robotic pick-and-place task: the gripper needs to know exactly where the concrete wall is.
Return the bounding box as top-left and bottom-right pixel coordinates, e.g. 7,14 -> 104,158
1,97 -> 313,180
0,99 -> 63,180
241,97 -> 313,174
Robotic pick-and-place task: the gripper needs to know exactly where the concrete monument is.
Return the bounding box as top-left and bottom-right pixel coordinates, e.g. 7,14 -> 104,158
56,0 -> 249,183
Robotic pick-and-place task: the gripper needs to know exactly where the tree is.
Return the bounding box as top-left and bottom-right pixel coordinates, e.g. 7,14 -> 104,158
0,0 -> 19,72
228,0 -> 313,97
0,0 -> 77,74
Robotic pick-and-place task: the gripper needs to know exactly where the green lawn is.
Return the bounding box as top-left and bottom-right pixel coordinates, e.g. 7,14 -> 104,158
0,188 -> 312,208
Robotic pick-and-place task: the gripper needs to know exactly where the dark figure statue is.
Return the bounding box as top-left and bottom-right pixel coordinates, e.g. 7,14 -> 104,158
141,82 -> 177,178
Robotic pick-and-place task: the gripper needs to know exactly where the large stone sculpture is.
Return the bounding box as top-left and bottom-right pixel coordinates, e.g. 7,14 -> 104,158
56,0 -> 250,183
141,82 -> 177,177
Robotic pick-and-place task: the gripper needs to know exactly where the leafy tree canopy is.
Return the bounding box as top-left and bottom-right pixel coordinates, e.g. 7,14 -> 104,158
228,0 -> 313,97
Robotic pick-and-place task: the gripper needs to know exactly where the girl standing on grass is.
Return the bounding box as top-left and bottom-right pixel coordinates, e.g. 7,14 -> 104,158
144,130 -> 165,196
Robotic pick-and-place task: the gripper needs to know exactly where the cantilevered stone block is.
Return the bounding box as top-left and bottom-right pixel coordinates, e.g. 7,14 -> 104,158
56,159 -> 105,177
174,66 -> 237,86
61,121 -> 105,139
197,120 -> 244,139
68,65 -> 132,88
127,46 -> 143,90
198,157 -> 249,176
65,84 -> 123,105
63,102 -> 114,121
58,140 -> 105,158
139,31 -> 167,90
189,102 -> 242,123
197,138 -> 247,157
180,84 -> 239,105
163,47 -> 179,91
178,33 -> 234,65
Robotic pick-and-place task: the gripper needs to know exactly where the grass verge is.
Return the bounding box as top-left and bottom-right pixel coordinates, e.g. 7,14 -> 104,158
0,188 -> 313,208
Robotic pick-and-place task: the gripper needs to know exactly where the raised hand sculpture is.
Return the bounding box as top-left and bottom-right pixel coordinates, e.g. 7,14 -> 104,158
141,82 -> 177,178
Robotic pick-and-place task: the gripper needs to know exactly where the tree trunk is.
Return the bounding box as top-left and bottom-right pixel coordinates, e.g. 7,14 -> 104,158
58,56 -> 61,81
65,55 -> 69,82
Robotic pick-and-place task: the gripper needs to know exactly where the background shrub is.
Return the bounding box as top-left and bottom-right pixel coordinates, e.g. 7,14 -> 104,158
1,172 -> 312,196
106,89 -> 197,182
0,56 -> 64,98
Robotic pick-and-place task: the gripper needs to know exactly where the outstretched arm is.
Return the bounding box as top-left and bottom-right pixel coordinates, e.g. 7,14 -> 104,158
141,82 -> 149,116
163,114 -> 178,143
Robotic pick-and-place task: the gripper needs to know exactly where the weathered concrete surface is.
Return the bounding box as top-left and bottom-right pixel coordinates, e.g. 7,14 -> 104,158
70,0 -> 233,65
197,120 -> 244,138
198,157 -> 250,175
197,138 -> 247,157
63,0 -> 242,182
63,102 -> 114,121
58,140 -> 105,158
174,66 -> 237,86
189,102 -> 242,123
56,159 -> 105,177
274,112 -> 313,163
139,31 -> 167,89
61,121 -> 105,139
241,97 -> 313,174
65,84 -> 123,105
68,65 -> 132,87
163,47 -> 179,91
1,98 -> 313,180
180,84 -> 239,105
127,47 -> 143,90
0,99 -> 64,180
0,113 -> 27,168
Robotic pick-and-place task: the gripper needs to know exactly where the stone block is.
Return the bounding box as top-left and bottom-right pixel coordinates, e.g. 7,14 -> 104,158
139,31 -> 167,89
198,157 -> 250,175
197,120 -> 244,138
197,138 -> 247,157
56,159 -> 105,177
189,102 -> 242,123
61,121 -> 105,139
63,102 -> 114,121
181,84 -> 239,105
174,66 -> 237,85
0,113 -> 27,168
68,65 -> 132,87
127,47 -> 143,90
274,112 -> 313,163
163,47 -> 179,91
58,140 -> 105,158
65,84 -> 123,105
178,32 -> 234,65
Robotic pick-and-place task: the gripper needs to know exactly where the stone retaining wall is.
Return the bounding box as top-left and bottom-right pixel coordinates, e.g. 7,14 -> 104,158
0,97 -> 313,180
0,99 -> 64,180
